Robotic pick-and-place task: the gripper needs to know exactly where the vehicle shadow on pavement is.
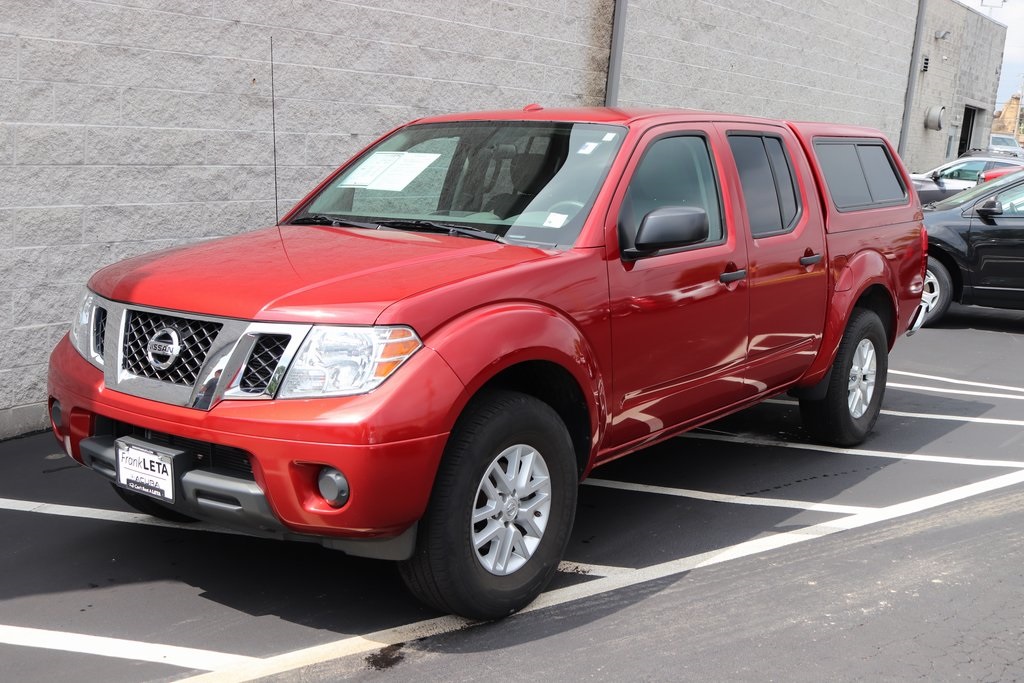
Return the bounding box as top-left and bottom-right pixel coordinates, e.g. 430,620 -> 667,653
0,375 -> 1005,648
0,433 -> 444,637
0,427 -> 878,642
925,304 -> 1024,332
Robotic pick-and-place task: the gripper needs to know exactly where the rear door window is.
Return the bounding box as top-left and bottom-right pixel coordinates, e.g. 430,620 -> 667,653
728,134 -> 800,237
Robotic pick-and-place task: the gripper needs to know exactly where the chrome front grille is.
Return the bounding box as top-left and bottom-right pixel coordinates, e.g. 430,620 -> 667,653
93,307 -> 107,359
238,334 -> 290,394
122,311 -> 222,386
83,294 -> 311,409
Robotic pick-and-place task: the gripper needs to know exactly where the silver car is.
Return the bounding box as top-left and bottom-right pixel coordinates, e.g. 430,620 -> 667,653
911,155 -> 1024,203
989,133 -> 1024,158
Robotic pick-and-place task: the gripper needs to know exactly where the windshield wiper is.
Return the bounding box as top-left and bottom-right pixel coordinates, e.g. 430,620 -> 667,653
289,215 -> 379,229
375,219 -> 504,242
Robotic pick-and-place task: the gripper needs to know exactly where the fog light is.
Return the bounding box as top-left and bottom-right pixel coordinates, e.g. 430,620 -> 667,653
317,467 -> 350,507
49,399 -> 63,434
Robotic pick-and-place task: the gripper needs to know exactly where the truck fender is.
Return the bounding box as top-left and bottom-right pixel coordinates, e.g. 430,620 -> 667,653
424,303 -> 607,451
799,251 -> 896,386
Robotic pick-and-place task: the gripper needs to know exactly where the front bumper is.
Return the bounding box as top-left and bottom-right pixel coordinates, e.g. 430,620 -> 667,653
48,336 -> 466,559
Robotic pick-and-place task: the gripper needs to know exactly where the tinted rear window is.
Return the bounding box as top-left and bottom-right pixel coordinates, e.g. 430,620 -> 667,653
728,134 -> 801,237
814,138 -> 907,211
858,145 -> 905,203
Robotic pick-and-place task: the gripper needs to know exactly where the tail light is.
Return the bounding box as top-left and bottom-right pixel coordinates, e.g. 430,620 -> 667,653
920,225 -> 928,275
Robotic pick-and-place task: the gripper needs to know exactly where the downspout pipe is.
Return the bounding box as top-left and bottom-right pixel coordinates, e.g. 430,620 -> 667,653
898,0 -> 928,157
605,0 -> 628,106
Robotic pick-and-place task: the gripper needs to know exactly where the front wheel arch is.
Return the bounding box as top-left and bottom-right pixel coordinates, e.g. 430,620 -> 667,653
927,246 -> 963,302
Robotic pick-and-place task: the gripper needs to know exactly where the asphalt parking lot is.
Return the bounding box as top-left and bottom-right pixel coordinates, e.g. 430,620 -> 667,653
2,303 -> 1023,682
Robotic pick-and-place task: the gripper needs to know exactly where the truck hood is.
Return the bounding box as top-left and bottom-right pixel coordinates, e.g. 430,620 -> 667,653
90,225 -> 550,323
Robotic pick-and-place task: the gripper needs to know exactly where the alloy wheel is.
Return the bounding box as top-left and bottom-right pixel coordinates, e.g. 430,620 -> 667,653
847,338 -> 877,419
471,444 -> 552,576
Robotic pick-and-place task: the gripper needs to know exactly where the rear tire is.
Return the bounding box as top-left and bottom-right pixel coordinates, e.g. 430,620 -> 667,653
399,390 -> 577,620
111,483 -> 198,523
800,308 -> 888,447
922,256 -> 952,326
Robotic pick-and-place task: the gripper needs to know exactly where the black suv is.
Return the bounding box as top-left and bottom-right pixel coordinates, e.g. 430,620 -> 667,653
922,170 -> 1024,324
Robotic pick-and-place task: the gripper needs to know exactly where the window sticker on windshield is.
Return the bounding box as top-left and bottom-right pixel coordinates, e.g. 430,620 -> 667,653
543,212 -> 568,228
366,152 -> 440,191
577,142 -> 599,155
337,152 -> 440,191
602,132 -> 617,142
338,151 -> 404,187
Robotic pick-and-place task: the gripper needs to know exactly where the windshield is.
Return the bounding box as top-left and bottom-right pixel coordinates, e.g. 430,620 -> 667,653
991,135 -> 1018,147
295,121 -> 626,248
930,168 -> 1024,210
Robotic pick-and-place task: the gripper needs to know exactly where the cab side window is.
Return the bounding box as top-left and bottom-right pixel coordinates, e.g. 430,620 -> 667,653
728,134 -> 800,237
618,135 -> 723,251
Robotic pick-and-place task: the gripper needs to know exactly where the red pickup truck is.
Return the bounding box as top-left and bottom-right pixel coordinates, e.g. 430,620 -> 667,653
48,108 -> 926,619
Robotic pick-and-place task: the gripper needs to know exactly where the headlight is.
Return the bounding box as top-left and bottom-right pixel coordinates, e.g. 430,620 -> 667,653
69,289 -> 103,366
278,326 -> 421,398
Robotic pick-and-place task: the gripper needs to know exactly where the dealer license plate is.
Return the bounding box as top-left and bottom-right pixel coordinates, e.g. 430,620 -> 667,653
116,440 -> 174,502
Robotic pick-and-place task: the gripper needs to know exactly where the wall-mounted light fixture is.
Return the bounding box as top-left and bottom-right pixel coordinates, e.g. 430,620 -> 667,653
934,29 -> 951,40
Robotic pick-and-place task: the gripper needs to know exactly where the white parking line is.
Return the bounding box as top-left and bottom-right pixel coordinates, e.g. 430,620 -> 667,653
584,478 -> 874,514
0,624 -> 257,671
890,370 -> 1024,393
180,467 -> 1024,683
875,407 -> 1024,426
683,432 -> 1024,468
0,498 -> 240,534
764,398 -> 1024,427
888,382 -> 1024,401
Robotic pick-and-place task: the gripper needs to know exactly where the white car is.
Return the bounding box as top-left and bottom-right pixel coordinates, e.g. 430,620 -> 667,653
911,155 -> 1024,203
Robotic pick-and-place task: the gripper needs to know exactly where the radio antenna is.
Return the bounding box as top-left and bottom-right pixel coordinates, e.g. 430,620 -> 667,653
270,36 -> 280,225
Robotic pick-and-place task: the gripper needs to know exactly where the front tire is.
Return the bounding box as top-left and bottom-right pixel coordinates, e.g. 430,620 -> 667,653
800,308 -> 888,447
922,256 -> 952,325
399,390 -> 578,620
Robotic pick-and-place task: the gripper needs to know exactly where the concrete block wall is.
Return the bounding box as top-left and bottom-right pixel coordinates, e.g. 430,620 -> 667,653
902,0 -> 1006,172
0,0 -> 614,437
617,0 -> 919,142
0,0 -> 1009,439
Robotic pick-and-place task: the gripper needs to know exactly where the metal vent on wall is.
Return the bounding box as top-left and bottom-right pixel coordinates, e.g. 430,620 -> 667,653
922,55 -> 930,72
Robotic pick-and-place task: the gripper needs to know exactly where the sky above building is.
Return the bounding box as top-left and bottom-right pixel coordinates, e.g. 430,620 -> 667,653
964,0 -> 1024,106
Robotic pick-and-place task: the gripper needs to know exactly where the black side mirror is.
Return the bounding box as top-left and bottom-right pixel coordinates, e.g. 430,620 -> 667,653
930,170 -> 941,181
623,206 -> 709,260
976,197 -> 1003,219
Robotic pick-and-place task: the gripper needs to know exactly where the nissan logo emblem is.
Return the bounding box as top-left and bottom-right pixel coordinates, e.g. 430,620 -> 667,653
146,327 -> 182,371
